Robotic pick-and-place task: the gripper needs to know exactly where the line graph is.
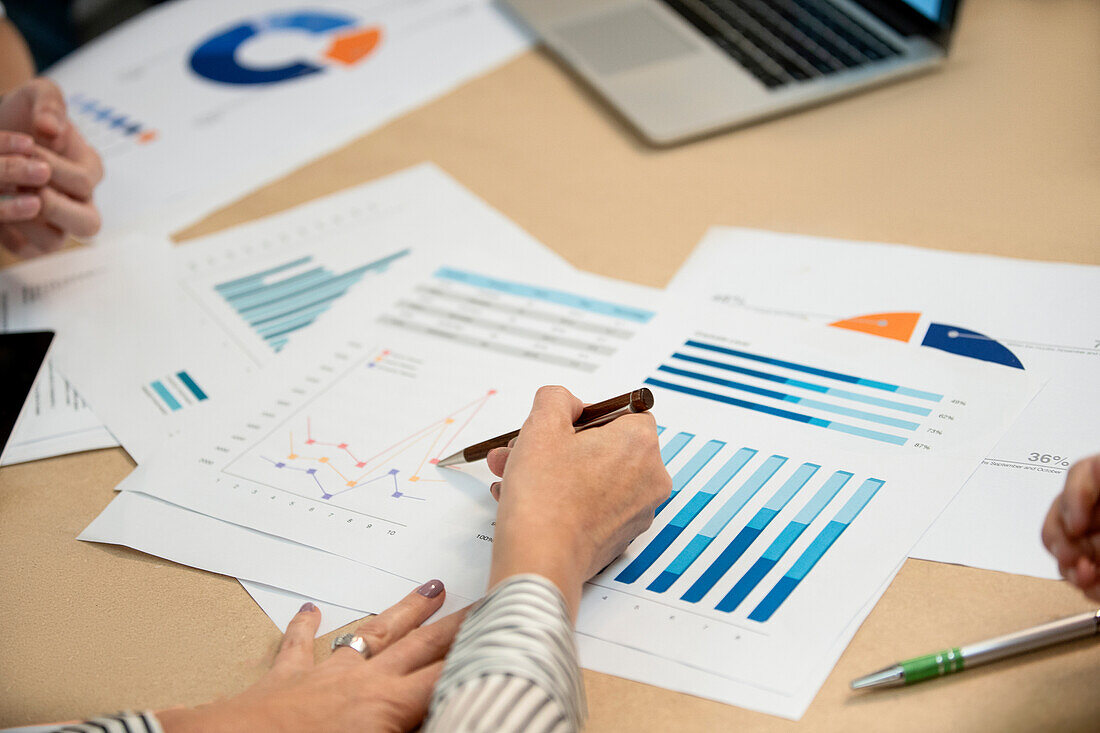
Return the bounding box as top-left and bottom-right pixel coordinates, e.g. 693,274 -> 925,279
253,375 -> 497,504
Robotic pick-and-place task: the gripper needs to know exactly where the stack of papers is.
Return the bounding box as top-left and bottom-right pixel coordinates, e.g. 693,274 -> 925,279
5,0 -> 1098,721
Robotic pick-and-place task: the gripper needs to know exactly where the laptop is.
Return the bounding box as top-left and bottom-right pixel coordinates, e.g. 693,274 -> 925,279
503,0 -> 961,144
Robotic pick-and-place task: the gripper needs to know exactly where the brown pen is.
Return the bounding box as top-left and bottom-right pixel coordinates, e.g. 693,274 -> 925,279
435,388 -> 655,467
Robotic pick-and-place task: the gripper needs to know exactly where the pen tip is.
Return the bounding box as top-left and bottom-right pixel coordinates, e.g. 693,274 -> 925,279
850,665 -> 905,690
435,452 -> 463,468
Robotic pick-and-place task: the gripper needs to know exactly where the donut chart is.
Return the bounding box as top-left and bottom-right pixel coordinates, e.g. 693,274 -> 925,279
189,11 -> 382,86
831,312 -> 1024,369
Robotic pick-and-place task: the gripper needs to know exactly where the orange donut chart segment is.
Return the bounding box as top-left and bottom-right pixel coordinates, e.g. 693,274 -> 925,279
323,27 -> 382,65
830,312 -> 920,343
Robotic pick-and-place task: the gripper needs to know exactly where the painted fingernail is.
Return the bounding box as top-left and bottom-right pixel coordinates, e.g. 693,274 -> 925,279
299,602 -> 317,612
417,579 -> 445,598
28,160 -> 49,180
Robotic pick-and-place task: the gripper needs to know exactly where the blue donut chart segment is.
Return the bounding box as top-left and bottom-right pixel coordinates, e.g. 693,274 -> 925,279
190,11 -> 356,85
921,323 -> 1024,370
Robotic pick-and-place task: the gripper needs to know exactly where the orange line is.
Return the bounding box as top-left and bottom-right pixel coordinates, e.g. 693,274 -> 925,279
414,422 -> 450,478
324,462 -> 352,483
435,391 -> 495,458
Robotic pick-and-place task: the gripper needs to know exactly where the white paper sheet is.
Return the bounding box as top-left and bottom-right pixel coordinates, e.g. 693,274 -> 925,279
0,247 -> 119,465
667,227 -> 1100,579
41,164 -> 570,463
241,581 -> 369,636
47,0 -> 531,237
111,255 -> 1033,717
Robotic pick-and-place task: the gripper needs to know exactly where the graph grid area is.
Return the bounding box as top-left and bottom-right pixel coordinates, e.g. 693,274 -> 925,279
379,267 -> 655,372
242,351 -> 496,504
214,250 -> 410,352
645,339 -> 943,446
606,429 -> 884,623
144,370 -> 208,413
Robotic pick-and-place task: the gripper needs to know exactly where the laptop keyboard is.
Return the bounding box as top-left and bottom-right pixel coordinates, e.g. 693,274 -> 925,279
660,0 -> 904,88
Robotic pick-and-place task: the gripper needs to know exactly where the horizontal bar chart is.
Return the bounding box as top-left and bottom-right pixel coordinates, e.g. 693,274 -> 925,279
215,250 -> 409,352
684,339 -> 943,402
645,378 -> 910,445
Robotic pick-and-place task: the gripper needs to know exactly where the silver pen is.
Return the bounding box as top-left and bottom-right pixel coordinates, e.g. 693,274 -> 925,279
852,608 -> 1100,689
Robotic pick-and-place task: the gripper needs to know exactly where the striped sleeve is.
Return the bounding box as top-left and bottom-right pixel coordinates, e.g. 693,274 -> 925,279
45,711 -> 163,733
424,574 -> 586,733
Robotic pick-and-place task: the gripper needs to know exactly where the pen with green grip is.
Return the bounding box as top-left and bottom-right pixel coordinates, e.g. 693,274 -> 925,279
851,608 -> 1100,689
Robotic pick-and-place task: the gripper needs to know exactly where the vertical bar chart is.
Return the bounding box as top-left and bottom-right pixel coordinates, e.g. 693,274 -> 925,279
747,479 -> 884,621
656,455 -> 787,596
713,470 -> 853,612
606,427 -> 889,624
615,447 -> 755,584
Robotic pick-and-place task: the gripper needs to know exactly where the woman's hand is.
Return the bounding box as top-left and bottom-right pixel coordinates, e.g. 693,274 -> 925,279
485,385 -> 672,616
1041,453 -> 1100,601
0,78 -> 103,256
158,581 -> 464,733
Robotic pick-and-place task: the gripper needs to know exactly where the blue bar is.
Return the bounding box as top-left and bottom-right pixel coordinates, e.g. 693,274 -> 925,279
151,380 -> 181,411
176,371 -> 208,401
434,267 -> 656,324
671,353 -> 931,416
655,426 -> 665,436
616,447 -> 755,585
225,267 -> 330,309
658,455 -> 786,597
656,365 -> 919,430
215,256 -> 313,295
748,478 -> 883,621
645,379 -> 908,445
677,463 -> 815,601
243,270 -> 363,324
660,432 -> 694,464
714,471 -> 853,612
684,340 -> 943,401
655,439 -> 725,515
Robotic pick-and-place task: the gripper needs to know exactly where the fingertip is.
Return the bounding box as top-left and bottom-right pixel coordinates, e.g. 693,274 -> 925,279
1,132 -> 34,154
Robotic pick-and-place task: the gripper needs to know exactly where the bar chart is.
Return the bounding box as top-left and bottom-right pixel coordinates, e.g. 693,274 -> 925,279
214,250 -> 410,352
604,429 -> 886,623
644,339 -> 944,447
145,370 -> 208,413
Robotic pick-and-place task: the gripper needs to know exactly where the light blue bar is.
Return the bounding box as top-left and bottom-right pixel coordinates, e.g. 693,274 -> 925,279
822,422 -> 908,445
151,381 -> 181,411
244,270 -> 362,324
660,432 -> 694,464
215,256 -> 312,295
656,426 -> 665,435
434,267 -> 656,324
669,448 -> 757,530
785,395 -> 919,430
656,440 -> 725,514
761,463 -> 819,513
226,267 -> 330,309
761,522 -> 808,562
831,478 -> 886,525
819,386 -> 931,416
699,455 -> 788,538
790,470 -> 853,525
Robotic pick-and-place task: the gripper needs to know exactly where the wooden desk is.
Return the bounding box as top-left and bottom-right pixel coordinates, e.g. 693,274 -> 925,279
2,0 -> 1098,729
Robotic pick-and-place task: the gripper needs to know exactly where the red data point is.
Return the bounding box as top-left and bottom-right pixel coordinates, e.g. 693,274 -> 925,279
429,459 -> 439,465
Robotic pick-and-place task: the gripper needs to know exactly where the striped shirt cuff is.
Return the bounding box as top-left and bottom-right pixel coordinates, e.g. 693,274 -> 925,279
48,711 -> 163,733
426,574 -> 585,732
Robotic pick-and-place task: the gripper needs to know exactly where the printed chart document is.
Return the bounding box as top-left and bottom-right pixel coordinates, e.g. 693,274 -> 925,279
667,228 -> 1100,579
0,248 -> 117,464
48,0 -> 531,236
109,256 -> 1031,716
44,164 -> 569,463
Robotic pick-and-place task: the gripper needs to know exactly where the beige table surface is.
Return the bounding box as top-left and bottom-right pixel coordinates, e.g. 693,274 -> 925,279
2,0 -> 1099,729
